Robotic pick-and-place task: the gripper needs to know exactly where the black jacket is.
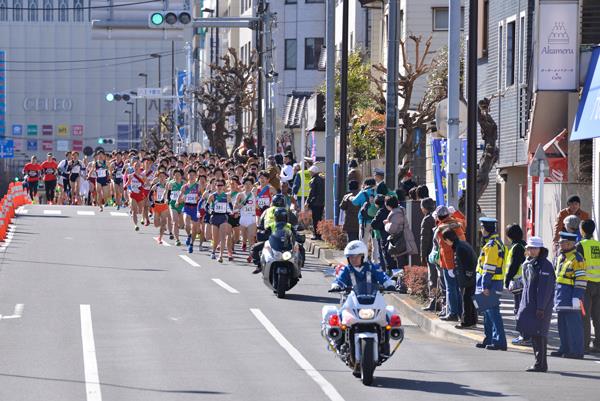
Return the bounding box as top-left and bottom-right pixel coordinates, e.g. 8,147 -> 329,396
505,240 -> 526,288
307,174 -> 325,207
452,239 -> 477,288
371,207 -> 390,240
420,213 -> 436,265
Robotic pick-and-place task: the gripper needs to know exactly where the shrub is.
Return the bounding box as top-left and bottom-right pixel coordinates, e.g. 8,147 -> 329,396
403,265 -> 429,300
317,219 -> 348,250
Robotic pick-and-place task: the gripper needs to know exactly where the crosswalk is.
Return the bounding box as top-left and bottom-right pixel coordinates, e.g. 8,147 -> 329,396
18,207 -> 130,217
499,296 -> 558,324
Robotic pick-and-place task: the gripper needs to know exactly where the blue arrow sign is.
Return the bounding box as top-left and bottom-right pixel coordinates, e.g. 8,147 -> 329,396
0,138 -> 14,159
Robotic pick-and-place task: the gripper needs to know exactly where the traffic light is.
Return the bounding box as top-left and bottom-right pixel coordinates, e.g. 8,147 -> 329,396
148,10 -> 192,28
98,138 -> 115,144
105,93 -> 131,102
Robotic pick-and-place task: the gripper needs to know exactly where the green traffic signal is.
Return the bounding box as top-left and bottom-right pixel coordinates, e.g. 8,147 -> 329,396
98,138 -> 103,144
151,12 -> 164,25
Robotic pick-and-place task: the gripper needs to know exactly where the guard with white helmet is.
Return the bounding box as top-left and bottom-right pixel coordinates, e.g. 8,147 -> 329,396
331,240 -> 396,291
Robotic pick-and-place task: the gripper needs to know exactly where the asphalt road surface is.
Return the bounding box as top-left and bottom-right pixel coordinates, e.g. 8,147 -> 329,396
1,205 -> 599,401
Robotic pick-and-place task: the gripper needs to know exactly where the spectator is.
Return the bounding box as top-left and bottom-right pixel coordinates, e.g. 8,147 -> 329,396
416,185 -> 430,200
371,195 -> 391,270
374,169 -> 388,195
442,228 -> 478,328
435,205 -> 466,321
266,156 -> 281,192
340,180 -> 361,242
352,178 -> 378,261
279,152 -> 295,185
563,215 -> 582,242
384,196 -> 418,270
516,236 -> 556,372
504,224 -> 529,346
348,159 -> 362,187
408,187 -> 418,201
577,220 -> 600,354
306,166 -> 324,240
553,195 -> 589,247
420,198 -> 438,311
401,170 -> 417,193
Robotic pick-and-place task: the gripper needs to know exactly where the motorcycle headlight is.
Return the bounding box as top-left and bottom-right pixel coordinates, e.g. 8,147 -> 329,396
358,309 -> 375,320
282,251 -> 293,261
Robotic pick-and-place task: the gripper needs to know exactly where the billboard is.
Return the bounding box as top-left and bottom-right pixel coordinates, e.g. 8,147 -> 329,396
42,124 -> 53,136
12,124 -> 22,136
72,139 -> 83,152
26,139 -> 38,151
42,140 -> 53,151
57,125 -> 68,137
27,124 -> 38,136
72,124 -> 84,137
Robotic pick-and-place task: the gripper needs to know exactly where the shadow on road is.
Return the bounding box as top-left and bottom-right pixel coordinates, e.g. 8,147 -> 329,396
372,376 -> 509,396
1,258 -> 167,272
283,293 -> 341,304
0,372 -> 226,395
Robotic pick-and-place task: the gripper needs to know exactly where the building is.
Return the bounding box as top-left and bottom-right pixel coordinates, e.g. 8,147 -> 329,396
0,0 -> 186,174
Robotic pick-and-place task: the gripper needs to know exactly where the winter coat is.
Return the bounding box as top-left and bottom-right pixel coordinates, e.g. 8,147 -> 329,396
347,168 -> 362,186
516,248 -> 556,337
384,207 -> 418,256
420,213 -> 436,265
553,208 -> 590,244
371,207 -> 390,241
452,239 -> 477,288
307,174 -> 325,208
340,190 -> 360,234
436,217 -> 466,269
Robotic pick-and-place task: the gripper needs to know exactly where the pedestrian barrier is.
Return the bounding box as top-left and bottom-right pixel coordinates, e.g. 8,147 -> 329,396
0,182 -> 31,242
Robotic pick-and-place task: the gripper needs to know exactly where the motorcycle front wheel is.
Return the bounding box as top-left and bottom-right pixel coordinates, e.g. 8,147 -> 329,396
360,338 -> 375,385
276,272 -> 287,298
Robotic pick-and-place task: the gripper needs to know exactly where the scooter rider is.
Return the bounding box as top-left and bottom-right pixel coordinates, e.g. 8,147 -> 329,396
331,240 -> 396,291
251,194 -> 288,273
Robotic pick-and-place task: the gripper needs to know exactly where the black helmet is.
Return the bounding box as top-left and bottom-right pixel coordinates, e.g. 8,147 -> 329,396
274,207 -> 288,224
272,194 -> 286,208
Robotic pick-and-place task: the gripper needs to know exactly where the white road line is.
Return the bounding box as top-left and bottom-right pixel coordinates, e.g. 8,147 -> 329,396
43,209 -> 62,215
179,255 -> 200,267
250,308 -> 345,401
80,305 -> 103,401
77,211 -> 96,216
154,237 -> 172,247
212,278 -> 239,294
109,212 -> 129,217
16,206 -> 28,215
0,304 -> 24,320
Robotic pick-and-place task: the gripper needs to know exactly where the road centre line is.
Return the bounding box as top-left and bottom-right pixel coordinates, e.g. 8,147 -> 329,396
80,305 -> 103,401
211,278 -> 239,294
16,206 -> 28,215
250,308 -> 345,401
0,304 -> 24,320
109,212 -> 129,217
77,211 -> 96,216
43,210 -> 62,215
154,237 -> 171,247
179,255 -> 200,267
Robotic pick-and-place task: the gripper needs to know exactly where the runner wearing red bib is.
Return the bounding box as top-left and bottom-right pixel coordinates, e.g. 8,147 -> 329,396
40,153 -> 58,204
23,156 -> 42,201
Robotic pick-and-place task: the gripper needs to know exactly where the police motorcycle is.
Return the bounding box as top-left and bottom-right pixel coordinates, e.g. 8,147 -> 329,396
321,241 -> 404,386
260,208 -> 305,298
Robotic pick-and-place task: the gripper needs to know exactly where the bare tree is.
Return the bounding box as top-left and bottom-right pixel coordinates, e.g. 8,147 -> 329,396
475,97 -> 499,201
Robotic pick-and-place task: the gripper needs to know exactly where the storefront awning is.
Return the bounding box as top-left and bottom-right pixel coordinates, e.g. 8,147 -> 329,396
571,46 -> 600,141
527,91 -> 569,153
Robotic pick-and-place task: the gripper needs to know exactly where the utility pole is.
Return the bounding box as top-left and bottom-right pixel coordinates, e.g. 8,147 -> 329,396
256,0 -> 264,161
466,0 -> 478,246
336,0 -> 349,225
325,0 -> 335,220
262,4 -> 276,157
192,1 -> 200,147
385,0 -> 399,189
446,0 -> 462,208
138,73 -> 148,149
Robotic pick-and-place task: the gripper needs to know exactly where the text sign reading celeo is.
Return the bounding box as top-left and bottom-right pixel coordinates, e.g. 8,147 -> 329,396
23,97 -> 73,112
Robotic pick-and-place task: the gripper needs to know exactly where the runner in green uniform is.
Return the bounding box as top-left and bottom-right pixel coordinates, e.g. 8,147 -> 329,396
168,169 -> 185,246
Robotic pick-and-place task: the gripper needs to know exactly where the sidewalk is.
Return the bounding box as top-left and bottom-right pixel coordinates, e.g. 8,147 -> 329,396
303,237 -> 565,351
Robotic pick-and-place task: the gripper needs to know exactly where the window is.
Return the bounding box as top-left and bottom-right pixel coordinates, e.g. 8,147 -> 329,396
506,20 -> 515,86
13,0 -> 22,21
285,39 -> 297,70
285,0 -> 297,3
43,0 -> 52,21
73,0 -> 83,21
518,14 -> 525,84
497,23 -> 503,90
240,0 -> 251,13
306,0 -> 324,3
0,0 -> 7,21
27,0 -> 38,21
58,0 -> 67,21
432,7 -> 464,31
305,37 -> 323,70
477,0 -> 489,58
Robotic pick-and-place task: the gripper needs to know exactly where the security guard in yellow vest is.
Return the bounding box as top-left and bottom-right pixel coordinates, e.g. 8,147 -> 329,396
475,217 -> 507,350
577,219 -> 600,353
292,169 -> 311,199
551,231 -> 587,359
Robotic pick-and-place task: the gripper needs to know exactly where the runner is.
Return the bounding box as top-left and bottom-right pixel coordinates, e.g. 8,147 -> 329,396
178,169 -> 201,253
23,155 -> 41,202
40,153 -> 58,204
57,151 -> 71,205
94,151 -> 111,211
236,176 -> 258,263
110,152 -> 125,210
124,161 -> 146,231
168,168 -> 185,246
207,178 -> 233,262
256,171 -> 275,217
150,169 -> 170,244
69,152 -> 84,205
141,157 -> 156,226
227,176 -> 242,256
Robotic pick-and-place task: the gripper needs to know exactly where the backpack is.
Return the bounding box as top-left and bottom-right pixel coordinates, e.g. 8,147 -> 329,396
359,191 -> 377,220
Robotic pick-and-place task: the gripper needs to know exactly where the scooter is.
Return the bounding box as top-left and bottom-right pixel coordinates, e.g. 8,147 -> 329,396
322,283 -> 404,385
260,223 -> 304,298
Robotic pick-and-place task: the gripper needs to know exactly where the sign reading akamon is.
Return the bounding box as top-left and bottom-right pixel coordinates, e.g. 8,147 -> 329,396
537,1 -> 579,91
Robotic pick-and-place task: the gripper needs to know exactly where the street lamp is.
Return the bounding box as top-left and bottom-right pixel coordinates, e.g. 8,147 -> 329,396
201,7 -> 218,69
151,53 -> 162,134
138,73 -> 148,148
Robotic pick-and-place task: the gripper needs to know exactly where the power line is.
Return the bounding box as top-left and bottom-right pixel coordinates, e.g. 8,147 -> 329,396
0,0 -> 163,11
4,50 -> 175,64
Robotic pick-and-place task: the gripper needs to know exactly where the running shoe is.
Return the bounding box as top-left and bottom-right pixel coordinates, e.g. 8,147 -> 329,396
228,256 -> 234,262
169,233 -> 174,240
211,252 -> 216,260
116,205 -> 120,210
218,256 -> 223,263
145,220 -> 150,227
176,240 -> 182,246
188,244 -> 193,253
246,255 -> 253,263
134,226 -> 140,231
242,243 -> 247,252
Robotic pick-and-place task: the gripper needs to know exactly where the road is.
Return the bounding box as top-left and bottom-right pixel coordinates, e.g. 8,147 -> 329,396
0,205 -> 599,401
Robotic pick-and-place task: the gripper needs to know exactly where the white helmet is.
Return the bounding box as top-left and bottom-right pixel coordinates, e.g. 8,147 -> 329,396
344,240 -> 368,259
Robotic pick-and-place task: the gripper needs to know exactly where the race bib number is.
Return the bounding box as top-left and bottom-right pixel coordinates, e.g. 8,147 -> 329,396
242,201 -> 255,214
28,171 -> 38,177
170,191 -> 180,201
257,197 -> 270,208
46,168 -> 55,175
214,202 -> 227,214
72,165 -> 81,174
185,193 -> 198,204
115,171 -> 123,179
97,169 -> 107,178
131,182 -> 141,193
156,187 -> 166,202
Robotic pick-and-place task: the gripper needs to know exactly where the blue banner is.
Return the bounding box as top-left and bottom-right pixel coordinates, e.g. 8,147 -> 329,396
177,70 -> 187,140
431,139 -> 468,205
0,138 -> 13,158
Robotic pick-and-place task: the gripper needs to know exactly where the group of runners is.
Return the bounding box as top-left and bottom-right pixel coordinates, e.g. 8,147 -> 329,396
21,148 -> 303,264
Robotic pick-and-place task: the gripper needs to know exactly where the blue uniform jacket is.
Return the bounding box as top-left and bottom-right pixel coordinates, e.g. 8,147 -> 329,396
516,249 -> 556,337
475,235 -> 504,294
335,262 -> 392,288
351,188 -> 375,224
554,249 -> 587,310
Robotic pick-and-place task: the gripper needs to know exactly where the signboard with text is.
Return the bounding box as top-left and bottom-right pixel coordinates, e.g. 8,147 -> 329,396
26,139 -> 37,151
56,140 -> 69,151
431,138 -> 467,205
57,125 -> 68,137
42,124 -> 53,136
12,124 -> 22,136
27,124 -> 38,136
0,139 -> 14,158
72,124 -> 84,136
72,139 -> 83,152
537,1 -> 579,91
42,140 -> 53,151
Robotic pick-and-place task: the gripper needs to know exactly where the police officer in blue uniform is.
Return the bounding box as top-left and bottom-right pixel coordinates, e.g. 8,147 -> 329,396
551,231 -> 588,359
331,240 -> 396,291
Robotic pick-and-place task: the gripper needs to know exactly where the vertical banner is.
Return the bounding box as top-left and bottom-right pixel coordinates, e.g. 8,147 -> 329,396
72,139 -> 83,152
57,124 -> 68,137
537,1 -> 579,91
431,139 -> 468,205
177,70 -> 187,140
117,124 -> 129,150
42,140 -> 53,151
42,124 -> 53,136
72,124 -> 84,137
12,124 -> 22,136
0,50 -> 5,138
26,139 -> 38,151
27,124 -> 38,136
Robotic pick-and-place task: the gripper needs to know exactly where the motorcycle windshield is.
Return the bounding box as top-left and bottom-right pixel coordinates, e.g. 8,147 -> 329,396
353,282 -> 378,305
269,227 -> 293,253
